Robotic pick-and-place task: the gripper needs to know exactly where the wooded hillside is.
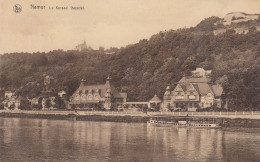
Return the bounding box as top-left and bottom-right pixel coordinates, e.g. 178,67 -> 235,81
1,16 -> 260,110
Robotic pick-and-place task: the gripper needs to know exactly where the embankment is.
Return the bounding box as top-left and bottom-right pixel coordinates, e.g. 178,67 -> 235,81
0,112 -> 259,128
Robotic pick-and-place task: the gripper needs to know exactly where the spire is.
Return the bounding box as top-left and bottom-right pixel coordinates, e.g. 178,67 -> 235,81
106,76 -> 112,85
106,76 -> 112,81
164,86 -> 171,96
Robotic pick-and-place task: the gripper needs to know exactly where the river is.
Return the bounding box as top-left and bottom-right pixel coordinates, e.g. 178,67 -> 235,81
0,118 -> 259,161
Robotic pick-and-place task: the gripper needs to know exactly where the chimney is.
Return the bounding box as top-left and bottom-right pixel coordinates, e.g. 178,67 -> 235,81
80,79 -> 86,87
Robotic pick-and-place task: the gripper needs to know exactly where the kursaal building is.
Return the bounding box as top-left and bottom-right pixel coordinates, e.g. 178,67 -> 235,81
162,68 -> 224,111
68,77 -> 127,110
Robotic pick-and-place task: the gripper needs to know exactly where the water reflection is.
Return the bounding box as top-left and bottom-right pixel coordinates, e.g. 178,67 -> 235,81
0,118 -> 259,161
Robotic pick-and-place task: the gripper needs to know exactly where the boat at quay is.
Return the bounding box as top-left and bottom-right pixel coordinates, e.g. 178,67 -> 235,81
147,119 -> 221,128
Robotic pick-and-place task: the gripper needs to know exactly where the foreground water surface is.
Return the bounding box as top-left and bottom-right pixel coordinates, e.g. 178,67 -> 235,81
0,118 -> 259,162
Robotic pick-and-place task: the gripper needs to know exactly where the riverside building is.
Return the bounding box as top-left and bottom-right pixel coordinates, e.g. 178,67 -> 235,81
162,68 -> 224,111
69,77 -> 127,110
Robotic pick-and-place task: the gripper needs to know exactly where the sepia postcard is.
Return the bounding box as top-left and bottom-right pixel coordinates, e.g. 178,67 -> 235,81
0,0 -> 260,161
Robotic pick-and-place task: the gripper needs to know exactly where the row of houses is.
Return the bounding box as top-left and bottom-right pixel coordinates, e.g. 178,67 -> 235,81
1,68 -> 225,112
68,67 -> 225,111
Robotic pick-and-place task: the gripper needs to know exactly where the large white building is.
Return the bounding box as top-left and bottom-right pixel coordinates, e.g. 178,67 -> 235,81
162,68 -> 224,111
69,77 -> 127,110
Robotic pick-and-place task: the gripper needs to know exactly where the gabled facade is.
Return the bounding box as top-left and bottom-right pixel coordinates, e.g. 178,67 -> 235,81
5,91 -> 15,99
162,68 -> 224,111
58,90 -> 66,98
69,77 -> 127,110
2,91 -> 21,110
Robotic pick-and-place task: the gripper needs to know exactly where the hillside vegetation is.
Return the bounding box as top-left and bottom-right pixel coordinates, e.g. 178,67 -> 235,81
0,16 -> 260,110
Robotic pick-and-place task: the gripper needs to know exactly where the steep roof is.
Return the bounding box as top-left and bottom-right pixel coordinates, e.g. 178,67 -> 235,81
211,84 -> 223,97
180,84 -> 188,91
119,92 -> 127,99
111,85 -> 126,98
174,83 -> 223,96
75,80 -> 126,99
178,76 -> 211,83
196,83 -> 213,95
149,94 -> 162,103
175,76 -> 223,97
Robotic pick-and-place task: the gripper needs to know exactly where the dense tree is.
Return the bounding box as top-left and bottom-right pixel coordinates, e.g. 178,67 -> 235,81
0,16 -> 259,110
19,98 -> 31,110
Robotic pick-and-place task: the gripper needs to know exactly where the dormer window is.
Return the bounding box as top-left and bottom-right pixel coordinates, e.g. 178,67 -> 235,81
88,95 -> 93,100
188,93 -> 196,100
75,94 -> 80,100
81,94 -> 86,100
175,93 -> 184,100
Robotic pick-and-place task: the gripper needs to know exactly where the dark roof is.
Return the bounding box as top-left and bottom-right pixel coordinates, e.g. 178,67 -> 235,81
211,84 -> 223,97
119,92 -> 127,99
196,84 -> 213,95
111,85 -> 126,98
75,81 -> 126,99
176,76 -> 223,96
178,76 -> 211,83
149,95 -> 162,103
174,83 -> 222,96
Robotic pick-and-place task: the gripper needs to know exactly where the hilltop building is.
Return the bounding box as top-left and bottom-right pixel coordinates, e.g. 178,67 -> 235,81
69,77 -> 127,110
162,68 -> 224,111
75,41 -> 88,51
223,12 -> 260,25
58,90 -> 67,98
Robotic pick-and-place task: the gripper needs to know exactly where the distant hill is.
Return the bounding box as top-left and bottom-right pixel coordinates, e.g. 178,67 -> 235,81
0,13 -> 260,110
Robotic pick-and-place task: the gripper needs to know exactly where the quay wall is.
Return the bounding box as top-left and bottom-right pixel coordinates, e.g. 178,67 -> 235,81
0,110 -> 259,128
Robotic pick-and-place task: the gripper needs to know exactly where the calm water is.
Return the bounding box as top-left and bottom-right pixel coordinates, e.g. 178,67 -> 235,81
0,118 -> 259,162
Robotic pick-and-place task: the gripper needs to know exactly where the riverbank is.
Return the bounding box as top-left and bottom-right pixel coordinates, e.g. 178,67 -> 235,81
0,111 -> 259,128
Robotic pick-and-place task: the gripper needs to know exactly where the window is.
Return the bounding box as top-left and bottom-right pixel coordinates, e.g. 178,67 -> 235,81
79,90 -> 82,95
176,103 -> 179,108
189,95 -> 196,100
207,93 -> 213,100
176,93 -> 184,100
88,95 -> 93,100
189,103 -> 192,108
75,95 -> 80,100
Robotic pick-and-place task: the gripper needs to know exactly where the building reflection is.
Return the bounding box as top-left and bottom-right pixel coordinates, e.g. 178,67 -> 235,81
0,118 -> 260,161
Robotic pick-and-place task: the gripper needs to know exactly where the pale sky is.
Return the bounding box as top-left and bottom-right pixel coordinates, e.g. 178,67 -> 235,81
0,0 -> 260,53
